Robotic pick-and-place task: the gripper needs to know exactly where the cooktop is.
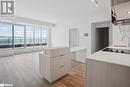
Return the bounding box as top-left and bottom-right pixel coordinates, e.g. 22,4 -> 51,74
102,48 -> 130,54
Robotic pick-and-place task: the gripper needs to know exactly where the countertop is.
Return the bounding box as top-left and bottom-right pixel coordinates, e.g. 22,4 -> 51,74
70,47 -> 87,52
86,49 -> 130,67
109,45 -> 130,50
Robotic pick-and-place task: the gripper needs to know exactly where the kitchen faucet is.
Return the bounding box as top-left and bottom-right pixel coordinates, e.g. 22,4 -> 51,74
121,35 -> 130,47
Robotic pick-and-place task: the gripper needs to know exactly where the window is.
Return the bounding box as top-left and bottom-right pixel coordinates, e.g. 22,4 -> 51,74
0,22 -> 49,49
0,23 -> 12,49
34,27 -> 41,46
26,26 -> 34,46
14,25 -> 25,48
41,27 -> 48,45
26,26 -> 48,47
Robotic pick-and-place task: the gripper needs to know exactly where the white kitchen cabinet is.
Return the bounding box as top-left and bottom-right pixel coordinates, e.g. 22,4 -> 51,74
86,59 -> 130,87
39,47 -> 71,83
71,47 -> 87,63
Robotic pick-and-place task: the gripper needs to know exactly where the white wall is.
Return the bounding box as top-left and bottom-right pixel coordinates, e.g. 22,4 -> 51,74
51,13 -> 110,55
13,0 -> 111,55
51,22 -> 69,47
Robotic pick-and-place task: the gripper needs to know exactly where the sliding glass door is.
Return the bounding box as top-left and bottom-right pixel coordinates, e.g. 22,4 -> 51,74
41,28 -> 48,45
34,27 -> 41,46
0,22 -> 49,50
0,23 -> 13,49
26,26 -> 34,46
14,25 -> 25,48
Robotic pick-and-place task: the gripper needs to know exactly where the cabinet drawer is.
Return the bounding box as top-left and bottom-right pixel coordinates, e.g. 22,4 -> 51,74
58,48 -> 70,56
51,63 -> 67,81
61,54 -> 71,72
44,49 -> 59,57
51,56 -> 65,69
50,54 -> 71,81
43,47 -> 70,58
51,54 -> 71,69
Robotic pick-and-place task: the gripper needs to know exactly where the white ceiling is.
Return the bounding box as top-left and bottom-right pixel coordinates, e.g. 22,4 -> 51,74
15,0 -> 110,22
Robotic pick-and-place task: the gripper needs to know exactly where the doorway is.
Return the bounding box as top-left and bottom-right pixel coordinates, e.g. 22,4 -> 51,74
95,27 -> 109,52
69,28 -> 79,48
91,21 -> 112,53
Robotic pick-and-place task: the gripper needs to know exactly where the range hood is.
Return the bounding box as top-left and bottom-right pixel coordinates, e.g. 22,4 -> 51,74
111,0 -> 130,25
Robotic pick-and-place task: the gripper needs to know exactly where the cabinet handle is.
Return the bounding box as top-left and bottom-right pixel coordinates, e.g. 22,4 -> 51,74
60,54 -> 64,56
59,65 -> 64,68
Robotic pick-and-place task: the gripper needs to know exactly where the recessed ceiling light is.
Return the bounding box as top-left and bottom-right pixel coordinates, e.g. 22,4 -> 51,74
91,0 -> 95,2
95,0 -> 98,7
127,12 -> 130,14
91,0 -> 98,7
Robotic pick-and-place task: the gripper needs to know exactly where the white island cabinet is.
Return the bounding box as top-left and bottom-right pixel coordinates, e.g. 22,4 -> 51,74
39,47 -> 71,83
86,50 -> 130,87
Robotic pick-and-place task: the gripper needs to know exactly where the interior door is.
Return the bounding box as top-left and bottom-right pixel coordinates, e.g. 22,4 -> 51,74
69,29 -> 79,48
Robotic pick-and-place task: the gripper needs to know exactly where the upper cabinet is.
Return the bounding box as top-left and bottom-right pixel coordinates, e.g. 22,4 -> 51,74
111,0 -> 130,25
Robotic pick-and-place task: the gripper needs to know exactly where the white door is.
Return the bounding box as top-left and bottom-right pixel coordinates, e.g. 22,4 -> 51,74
69,29 -> 79,48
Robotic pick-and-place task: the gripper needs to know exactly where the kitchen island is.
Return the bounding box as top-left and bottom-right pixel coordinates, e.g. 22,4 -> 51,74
86,47 -> 130,87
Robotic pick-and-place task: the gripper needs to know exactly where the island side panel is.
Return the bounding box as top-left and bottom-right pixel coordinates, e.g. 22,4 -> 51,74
86,59 -> 130,87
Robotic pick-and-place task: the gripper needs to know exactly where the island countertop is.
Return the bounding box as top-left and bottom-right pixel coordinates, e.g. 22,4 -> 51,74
86,50 -> 130,67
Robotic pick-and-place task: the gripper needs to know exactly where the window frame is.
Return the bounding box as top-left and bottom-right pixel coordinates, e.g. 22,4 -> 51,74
0,21 -> 50,51
0,22 -> 13,50
25,25 -> 35,47
34,26 -> 42,46
13,24 -> 26,49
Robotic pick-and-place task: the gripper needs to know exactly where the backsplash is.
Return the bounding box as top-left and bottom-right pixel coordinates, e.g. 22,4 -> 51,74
112,25 -> 130,46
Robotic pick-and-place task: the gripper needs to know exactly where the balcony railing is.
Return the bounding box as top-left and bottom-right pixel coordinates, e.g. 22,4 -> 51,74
0,36 -> 47,48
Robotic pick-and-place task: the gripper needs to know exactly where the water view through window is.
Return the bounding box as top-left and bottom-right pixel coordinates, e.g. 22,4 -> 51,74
0,23 -> 12,48
41,28 -> 48,45
14,25 -> 25,47
35,27 -> 41,46
26,26 -> 34,46
0,22 -> 48,49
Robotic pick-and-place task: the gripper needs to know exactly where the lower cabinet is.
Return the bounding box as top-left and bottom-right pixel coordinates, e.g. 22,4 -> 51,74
71,48 -> 87,63
86,59 -> 130,87
39,53 -> 71,83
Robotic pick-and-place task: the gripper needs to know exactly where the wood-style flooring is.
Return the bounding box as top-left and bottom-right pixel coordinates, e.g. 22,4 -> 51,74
0,52 -> 85,87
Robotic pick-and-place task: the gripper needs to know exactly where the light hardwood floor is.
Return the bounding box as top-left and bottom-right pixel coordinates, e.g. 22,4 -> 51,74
0,52 -> 85,87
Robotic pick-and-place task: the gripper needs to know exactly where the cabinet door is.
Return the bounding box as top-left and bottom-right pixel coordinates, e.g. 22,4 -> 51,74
61,54 -> 71,72
86,59 -> 130,87
51,56 -> 66,82
51,56 -> 65,69
76,49 -> 87,63
39,53 -> 51,81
